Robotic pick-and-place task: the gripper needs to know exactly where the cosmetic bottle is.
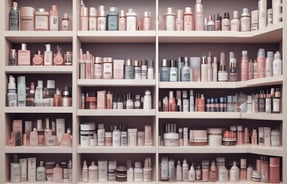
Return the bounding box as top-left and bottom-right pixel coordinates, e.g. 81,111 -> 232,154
194,0 -> 203,30
141,60 -> 148,79
170,60 -> 178,81
36,161 -> 46,181
168,91 -> 176,111
143,90 -> 152,109
182,159 -> 189,181
241,50 -> 249,80
126,9 -> 137,31
10,154 -> 21,182
222,12 -> 230,31
177,57 -> 184,81
247,165 -> 253,181
249,59 -> 254,79
160,59 -> 170,81
241,8 -> 251,32
207,15 -> 215,31
143,11 -> 152,30
175,91 -> 182,112
107,7 -> 119,31
31,50 -> 43,65
30,128 -> 38,146
183,7 -> 193,31
61,13 -> 70,30
134,60 -> 141,79
36,120 -> 44,145
229,58 -> 238,81
89,161 -> 98,182
53,163 -> 63,182
44,118 -> 51,145
269,157 -> 280,183
9,2 -> 19,30
212,57 -> 218,81
188,163 -> 195,182
35,8 -> 49,31
209,161 -> 217,182
82,161 -> 88,182
201,160 -> 209,182
17,76 -> 26,107
134,162 -> 143,182
124,59 -> 134,79
189,90 -> 194,112
7,75 -> 17,107
265,92 -> 272,113
89,7 -> 97,31
165,7 -> 175,31
257,48 -> 266,78
182,58 -> 191,81
230,161 -> 239,181
176,9 -> 184,31
195,165 -> 201,181
272,88 -> 280,113
217,157 -> 228,182
201,56 -> 208,82
61,128 -> 72,147
258,0 -> 267,29
103,57 -> 113,79
9,49 -> 17,66
94,57 -> 103,79
176,160 -> 182,181
62,86 -> 72,107
182,90 -> 189,112
80,4 -> 88,31
218,52 -> 228,81
119,10 -> 126,31
265,51 -> 273,77
44,44 -> 53,65
18,43 -> 31,65
53,46 -> 64,65
215,13 -> 222,31
98,5 -> 106,31
190,57 -> 200,81
240,158 -> 247,180
168,159 -> 175,181
272,0 -> 282,24
267,9 -> 273,26
49,5 -> 59,31
273,51 -> 282,76
230,11 -> 240,31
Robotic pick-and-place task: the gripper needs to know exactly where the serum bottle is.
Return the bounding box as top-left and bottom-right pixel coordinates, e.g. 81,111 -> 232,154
194,0 -> 203,31
218,52 -> 228,81
181,58 -> 191,81
44,44 -> 53,65
49,5 -> 59,31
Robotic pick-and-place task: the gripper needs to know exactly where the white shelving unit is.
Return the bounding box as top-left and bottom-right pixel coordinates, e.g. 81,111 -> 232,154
0,0 -> 286,184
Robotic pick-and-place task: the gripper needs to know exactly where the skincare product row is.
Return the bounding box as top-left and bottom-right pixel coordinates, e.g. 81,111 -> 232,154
10,155 -> 72,183
80,123 -> 153,147
7,76 -> 72,107
160,87 -> 281,113
9,43 -> 72,66
80,2 -> 152,31
8,118 -> 71,147
79,49 -> 154,80
160,50 -> 282,82
81,158 -> 153,182
160,123 -> 281,147
81,90 -> 152,110
161,0 -> 282,31
9,3 -> 71,31
160,156 -> 280,183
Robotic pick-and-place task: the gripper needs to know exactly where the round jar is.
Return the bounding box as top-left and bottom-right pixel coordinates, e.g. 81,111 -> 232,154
80,123 -> 96,146
208,128 -> 222,146
190,130 -> 208,146
163,133 -> 179,146
116,166 -> 127,182
222,129 -> 236,146
251,170 -> 261,182
20,7 -> 35,30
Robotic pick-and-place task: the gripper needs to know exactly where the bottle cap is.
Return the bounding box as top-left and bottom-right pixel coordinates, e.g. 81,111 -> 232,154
109,7 -> 118,13
241,8 -> 250,16
161,59 -> 169,67
257,48 -> 265,57
89,7 -> 97,17
98,5 -> 105,16
144,11 -> 151,17
267,51 -> 274,57
21,43 -> 27,51
170,59 -> 177,67
37,80 -> 43,88
47,80 -> 55,89
125,59 -> 133,66
45,44 -> 51,51
166,7 -> 175,15
8,75 -> 16,90
119,10 -> 125,17
185,7 -> 192,14
274,51 -> 281,59
233,10 -> 239,18
242,50 -> 248,57
176,9 -> 183,18
17,76 -> 25,85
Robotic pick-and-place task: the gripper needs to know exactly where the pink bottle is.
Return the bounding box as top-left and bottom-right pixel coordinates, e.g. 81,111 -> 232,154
241,50 -> 249,81
257,48 -> 266,78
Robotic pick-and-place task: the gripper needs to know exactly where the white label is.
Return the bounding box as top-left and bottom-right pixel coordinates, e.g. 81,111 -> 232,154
89,17 -> 97,30
35,16 -> 48,30
273,98 -> 280,112
166,15 -> 175,31
218,71 -> 228,81
126,16 -> 137,31
183,99 -> 189,112
50,16 -> 59,30
170,68 -> 177,81
97,17 -> 106,31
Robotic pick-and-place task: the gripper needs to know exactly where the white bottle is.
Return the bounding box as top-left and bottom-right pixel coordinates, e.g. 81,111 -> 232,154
212,57 -> 218,82
36,161 -> 46,181
88,161 -> 98,182
201,56 -> 208,82
181,59 -> 191,81
143,90 -> 152,109
176,160 -> 182,181
127,161 -> 134,182
240,8 -> 251,32
44,44 -> 53,65
207,54 -> 213,81
231,10 -> 240,31
273,51 -> 282,76
258,0 -> 267,29
188,164 -> 195,182
82,160 -> 88,182
168,159 -> 175,181
189,90 -> 194,112
266,51 -> 273,77
68,160 -> 72,182
112,126 -> 121,146
7,75 -> 17,107
182,159 -> 189,181
10,155 -> 21,183
229,161 -> 239,181
34,80 -> 43,103
170,60 -> 178,81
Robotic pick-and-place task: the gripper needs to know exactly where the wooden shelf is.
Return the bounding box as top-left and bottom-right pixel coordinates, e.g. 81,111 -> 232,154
77,31 -> 156,43
4,31 -> 73,42
77,146 -> 156,154
5,146 -> 72,154
5,107 -> 73,113
158,23 -> 283,43
241,113 -> 283,121
4,66 -> 73,74
158,112 -> 241,119
78,79 -> 156,87
77,109 -> 156,116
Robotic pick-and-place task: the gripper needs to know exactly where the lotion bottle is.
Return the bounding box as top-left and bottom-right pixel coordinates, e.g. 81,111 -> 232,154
176,160 -> 182,181
82,160 -> 88,182
88,161 -> 98,182
44,44 -> 53,65
230,161 -> 239,181
188,163 -> 195,182
200,56 -> 208,82
36,161 -> 46,181
273,51 -> 282,76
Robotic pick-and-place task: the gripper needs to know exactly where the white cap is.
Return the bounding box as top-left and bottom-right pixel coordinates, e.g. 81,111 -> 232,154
17,76 -> 25,85
37,80 -> 43,88
37,119 -> 42,130
8,75 -> 16,89
274,51 -> 281,59
47,80 -> 55,89
45,44 -> 51,51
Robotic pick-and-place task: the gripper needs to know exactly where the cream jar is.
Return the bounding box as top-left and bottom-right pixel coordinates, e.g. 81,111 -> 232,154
271,130 -> 281,146
35,8 -> 49,31
208,128 -> 222,146
80,123 -> 96,146
20,7 -> 35,31
189,130 -> 208,146
163,132 -> 179,146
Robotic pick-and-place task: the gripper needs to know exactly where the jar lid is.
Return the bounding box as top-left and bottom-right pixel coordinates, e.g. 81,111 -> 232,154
208,128 -> 222,134
95,57 -> 102,64
166,7 -> 175,15
185,7 -> 192,14
20,7 -> 35,16
80,123 -> 96,130
271,129 -> 280,136
135,161 -> 142,168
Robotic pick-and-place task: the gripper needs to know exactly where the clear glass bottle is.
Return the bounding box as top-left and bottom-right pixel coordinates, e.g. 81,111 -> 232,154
9,2 -> 19,30
107,7 -> 118,31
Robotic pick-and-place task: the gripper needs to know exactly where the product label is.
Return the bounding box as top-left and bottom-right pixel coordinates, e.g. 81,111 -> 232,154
184,15 -> 193,30
273,98 -> 280,112
35,16 -> 48,30
170,69 -> 177,81
126,16 -> 136,31
97,17 -> 106,31
107,15 -> 118,30
50,16 -> 59,30
166,15 -> 175,31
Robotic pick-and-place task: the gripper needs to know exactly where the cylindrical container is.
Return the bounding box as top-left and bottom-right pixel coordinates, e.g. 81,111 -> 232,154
189,57 -> 201,81
80,6 -> 89,30
241,8 -> 251,32
119,10 -> 126,31
269,157 -> 280,183
35,8 -> 49,30
80,123 -> 96,146
134,162 -> 143,182
137,131 -> 145,146
164,133 -> 179,146
97,5 -> 106,31
222,129 -> 236,146
85,92 -> 97,109
271,130 -> 281,146
94,57 -> 103,79
20,7 -> 35,30
64,51 -> 73,65
126,9 -> 137,31
143,90 -> 152,109
125,59 -> 134,79
189,130 -> 208,146
133,60 -> 141,79
89,7 -> 97,31
107,7 -> 118,30
208,128 -> 222,146
183,7 -> 193,31
116,166 -> 127,182
62,86 -> 72,107
103,57 -> 113,79
143,11 -> 152,30
165,7 -> 175,30
128,129 -> 137,146
251,10 -> 259,31
160,59 -> 170,81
